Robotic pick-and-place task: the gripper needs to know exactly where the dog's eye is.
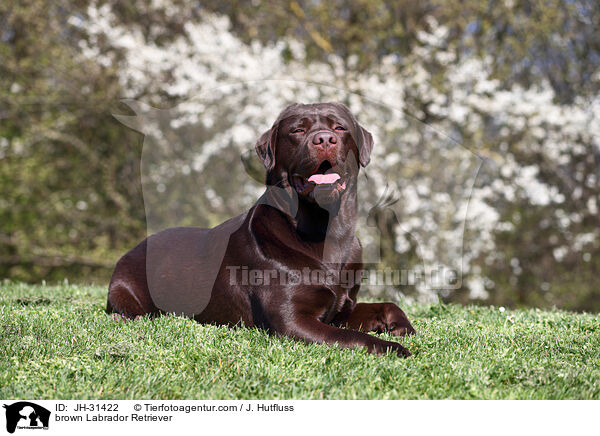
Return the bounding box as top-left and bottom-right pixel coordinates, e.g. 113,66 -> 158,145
291,128 -> 305,134
334,126 -> 346,131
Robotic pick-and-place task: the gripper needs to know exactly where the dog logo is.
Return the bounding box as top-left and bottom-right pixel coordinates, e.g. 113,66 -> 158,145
2,402 -> 50,434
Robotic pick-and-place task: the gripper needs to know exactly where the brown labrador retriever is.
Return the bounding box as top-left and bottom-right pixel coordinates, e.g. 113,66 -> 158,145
107,102 -> 415,357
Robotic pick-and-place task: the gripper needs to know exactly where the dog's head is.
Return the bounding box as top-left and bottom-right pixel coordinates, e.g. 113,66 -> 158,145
255,102 -> 373,207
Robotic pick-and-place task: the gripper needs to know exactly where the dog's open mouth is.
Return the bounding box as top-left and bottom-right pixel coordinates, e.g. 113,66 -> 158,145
292,161 -> 347,199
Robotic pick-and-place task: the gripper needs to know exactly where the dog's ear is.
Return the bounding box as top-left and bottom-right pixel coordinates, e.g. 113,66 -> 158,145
255,123 -> 279,171
240,149 -> 267,183
355,122 -> 374,167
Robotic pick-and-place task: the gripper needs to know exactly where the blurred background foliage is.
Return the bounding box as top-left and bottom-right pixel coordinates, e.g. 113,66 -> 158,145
1,0 -> 599,311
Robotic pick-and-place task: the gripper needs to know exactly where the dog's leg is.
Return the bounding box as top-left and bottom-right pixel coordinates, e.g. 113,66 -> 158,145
339,302 -> 416,336
107,280 -> 156,318
282,316 -> 411,357
106,240 -> 158,318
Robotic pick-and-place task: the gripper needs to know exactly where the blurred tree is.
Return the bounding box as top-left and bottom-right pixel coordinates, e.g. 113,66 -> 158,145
198,0 -> 599,102
0,0 -> 147,282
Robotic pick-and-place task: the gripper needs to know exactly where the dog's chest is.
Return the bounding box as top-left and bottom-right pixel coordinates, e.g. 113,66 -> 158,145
317,265 -> 356,323
318,240 -> 361,322
320,288 -> 353,324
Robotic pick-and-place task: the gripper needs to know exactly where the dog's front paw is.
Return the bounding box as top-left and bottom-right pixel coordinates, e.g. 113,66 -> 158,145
388,324 -> 416,337
382,303 -> 416,336
390,341 -> 411,358
375,340 -> 411,358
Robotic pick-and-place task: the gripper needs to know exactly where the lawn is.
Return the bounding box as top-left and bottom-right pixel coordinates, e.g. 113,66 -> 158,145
0,282 -> 598,399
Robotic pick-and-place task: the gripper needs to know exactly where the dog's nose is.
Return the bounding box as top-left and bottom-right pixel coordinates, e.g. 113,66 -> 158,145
312,131 -> 337,147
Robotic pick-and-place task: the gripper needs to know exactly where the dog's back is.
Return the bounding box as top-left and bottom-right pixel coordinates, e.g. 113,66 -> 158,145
107,213 -> 248,319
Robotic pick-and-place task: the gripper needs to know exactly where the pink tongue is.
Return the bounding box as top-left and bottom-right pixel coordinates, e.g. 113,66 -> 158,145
308,173 -> 340,185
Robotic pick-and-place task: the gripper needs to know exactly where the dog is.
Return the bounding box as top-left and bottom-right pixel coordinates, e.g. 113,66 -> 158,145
107,102 -> 415,357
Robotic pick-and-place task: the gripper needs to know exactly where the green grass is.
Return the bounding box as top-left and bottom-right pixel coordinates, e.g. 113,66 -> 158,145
0,282 -> 598,399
